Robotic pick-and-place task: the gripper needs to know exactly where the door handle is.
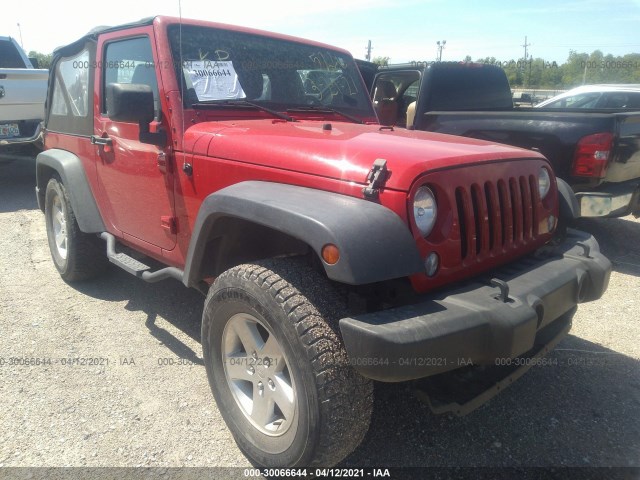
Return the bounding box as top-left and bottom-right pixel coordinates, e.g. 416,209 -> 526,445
91,135 -> 113,147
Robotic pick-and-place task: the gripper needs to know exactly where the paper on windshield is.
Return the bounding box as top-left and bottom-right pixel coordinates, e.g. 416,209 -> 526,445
185,61 -> 246,101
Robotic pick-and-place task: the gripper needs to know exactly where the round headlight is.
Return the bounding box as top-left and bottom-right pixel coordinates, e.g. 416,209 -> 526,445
538,167 -> 551,199
413,186 -> 437,237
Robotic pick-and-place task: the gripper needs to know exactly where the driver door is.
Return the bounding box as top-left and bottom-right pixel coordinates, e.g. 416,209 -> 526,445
94,33 -> 176,251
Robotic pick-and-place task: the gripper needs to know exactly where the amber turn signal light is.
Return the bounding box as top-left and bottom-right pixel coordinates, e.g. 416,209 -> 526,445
321,244 -> 340,265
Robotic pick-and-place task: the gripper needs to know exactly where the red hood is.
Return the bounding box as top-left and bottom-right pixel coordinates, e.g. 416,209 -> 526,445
184,120 -> 545,191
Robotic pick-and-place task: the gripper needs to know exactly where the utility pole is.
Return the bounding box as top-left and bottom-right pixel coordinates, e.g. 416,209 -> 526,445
521,36 -> 530,63
365,40 -> 372,62
521,36 -> 531,87
17,23 -> 24,49
436,40 -> 446,62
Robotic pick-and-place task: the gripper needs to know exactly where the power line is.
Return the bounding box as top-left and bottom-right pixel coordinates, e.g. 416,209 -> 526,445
535,43 -> 640,48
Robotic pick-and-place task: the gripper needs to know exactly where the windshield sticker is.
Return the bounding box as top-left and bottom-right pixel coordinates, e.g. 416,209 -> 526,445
186,60 -> 246,101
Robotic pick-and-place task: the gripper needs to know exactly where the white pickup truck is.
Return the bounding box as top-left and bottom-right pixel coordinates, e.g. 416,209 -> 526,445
0,36 -> 48,162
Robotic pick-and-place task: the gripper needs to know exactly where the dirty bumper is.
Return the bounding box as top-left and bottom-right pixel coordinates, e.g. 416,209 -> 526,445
339,229 -> 611,382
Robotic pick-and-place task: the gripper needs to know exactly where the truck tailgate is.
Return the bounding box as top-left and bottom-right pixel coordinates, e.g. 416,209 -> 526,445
0,68 -> 48,122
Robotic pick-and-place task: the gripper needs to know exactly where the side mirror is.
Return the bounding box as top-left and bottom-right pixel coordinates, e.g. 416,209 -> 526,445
106,83 -> 154,124
28,57 -> 40,69
106,83 -> 166,146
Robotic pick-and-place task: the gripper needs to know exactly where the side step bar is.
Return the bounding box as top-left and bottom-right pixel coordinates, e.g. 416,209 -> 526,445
100,232 -> 184,283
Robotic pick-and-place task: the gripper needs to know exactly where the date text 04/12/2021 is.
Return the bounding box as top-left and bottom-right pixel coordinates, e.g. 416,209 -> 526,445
243,468 -> 392,477
347,357 -> 474,367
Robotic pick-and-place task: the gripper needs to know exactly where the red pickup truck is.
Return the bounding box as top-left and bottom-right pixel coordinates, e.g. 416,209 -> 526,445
36,16 -> 611,467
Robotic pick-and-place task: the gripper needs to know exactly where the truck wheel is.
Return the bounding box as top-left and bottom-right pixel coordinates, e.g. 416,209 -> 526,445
202,259 -> 373,467
44,176 -> 107,281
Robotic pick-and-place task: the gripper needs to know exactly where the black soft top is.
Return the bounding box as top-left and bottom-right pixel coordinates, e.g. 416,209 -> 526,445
53,17 -> 155,58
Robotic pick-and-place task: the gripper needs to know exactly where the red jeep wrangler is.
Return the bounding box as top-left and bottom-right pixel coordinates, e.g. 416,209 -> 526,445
36,16 -> 611,467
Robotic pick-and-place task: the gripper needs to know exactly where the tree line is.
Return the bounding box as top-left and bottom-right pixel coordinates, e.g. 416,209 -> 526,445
27,51 -> 52,69
373,50 -> 640,89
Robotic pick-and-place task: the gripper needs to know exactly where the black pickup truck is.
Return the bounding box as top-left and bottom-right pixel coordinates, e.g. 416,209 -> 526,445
358,61 -> 640,219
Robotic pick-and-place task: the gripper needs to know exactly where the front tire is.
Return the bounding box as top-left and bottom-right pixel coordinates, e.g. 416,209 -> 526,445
44,176 -> 107,281
202,259 -> 373,467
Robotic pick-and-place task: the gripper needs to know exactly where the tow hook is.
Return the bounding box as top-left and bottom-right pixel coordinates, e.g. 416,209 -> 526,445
490,278 -> 511,303
576,242 -> 591,258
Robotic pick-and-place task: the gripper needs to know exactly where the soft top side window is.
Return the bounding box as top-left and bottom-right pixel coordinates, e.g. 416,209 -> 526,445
47,46 -> 93,136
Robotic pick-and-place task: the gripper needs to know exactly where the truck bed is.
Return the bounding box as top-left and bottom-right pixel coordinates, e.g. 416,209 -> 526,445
419,109 -> 640,188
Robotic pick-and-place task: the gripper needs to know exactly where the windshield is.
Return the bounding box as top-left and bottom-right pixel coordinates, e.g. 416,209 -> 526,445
168,25 -> 374,119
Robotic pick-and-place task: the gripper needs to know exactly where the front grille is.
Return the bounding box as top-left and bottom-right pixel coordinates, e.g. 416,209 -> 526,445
455,175 -> 540,260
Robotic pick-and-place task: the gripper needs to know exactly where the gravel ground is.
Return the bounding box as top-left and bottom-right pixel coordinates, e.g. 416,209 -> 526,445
0,158 -> 639,473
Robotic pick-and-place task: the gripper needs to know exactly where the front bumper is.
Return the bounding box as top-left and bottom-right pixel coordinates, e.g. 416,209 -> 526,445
339,229 -> 611,382
576,180 -> 640,218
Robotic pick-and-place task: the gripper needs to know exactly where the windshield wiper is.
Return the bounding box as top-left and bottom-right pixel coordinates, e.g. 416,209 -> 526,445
286,106 -> 364,124
193,100 -> 296,122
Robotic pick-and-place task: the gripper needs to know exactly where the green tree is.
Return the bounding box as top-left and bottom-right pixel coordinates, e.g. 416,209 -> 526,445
476,56 -> 499,65
501,60 -> 524,87
465,49 -> 639,89
622,53 -> 640,83
372,56 -> 390,66
27,50 -> 53,69
540,60 -> 563,88
562,50 -> 589,87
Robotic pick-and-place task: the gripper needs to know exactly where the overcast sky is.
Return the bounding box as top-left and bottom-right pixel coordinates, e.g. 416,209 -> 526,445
3,0 -> 640,64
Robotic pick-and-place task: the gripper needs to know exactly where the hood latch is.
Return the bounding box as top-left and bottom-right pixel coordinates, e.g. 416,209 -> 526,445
363,158 -> 389,199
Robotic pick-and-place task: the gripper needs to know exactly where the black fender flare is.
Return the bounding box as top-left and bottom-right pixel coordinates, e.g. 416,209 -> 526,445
35,148 -> 106,233
182,181 -> 424,287
556,177 -> 579,221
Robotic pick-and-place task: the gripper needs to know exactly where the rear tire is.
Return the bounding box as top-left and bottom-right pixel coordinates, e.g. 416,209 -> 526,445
201,258 -> 373,467
44,176 -> 107,281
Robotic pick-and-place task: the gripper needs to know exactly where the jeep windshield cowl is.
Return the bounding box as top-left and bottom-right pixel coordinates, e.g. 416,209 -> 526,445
167,24 -> 376,123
